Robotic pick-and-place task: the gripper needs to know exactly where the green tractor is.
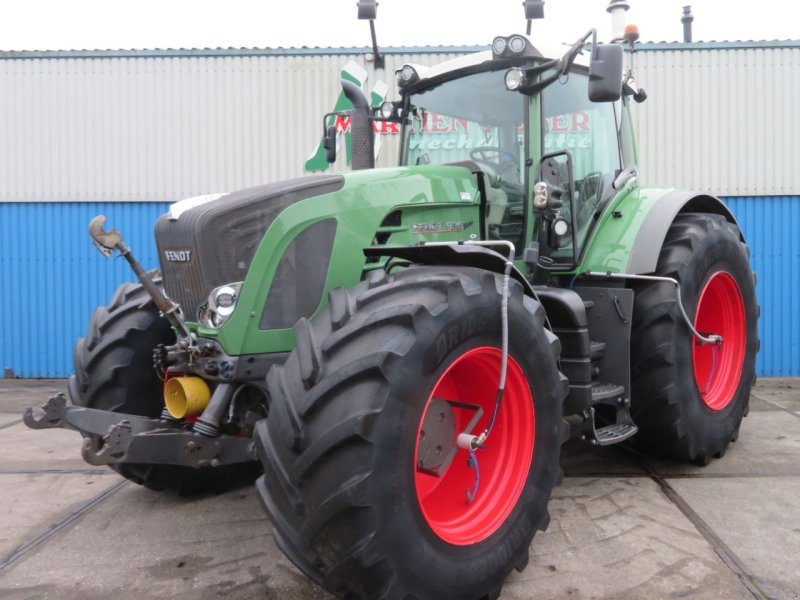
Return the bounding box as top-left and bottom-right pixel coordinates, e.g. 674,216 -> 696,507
25,8 -> 758,600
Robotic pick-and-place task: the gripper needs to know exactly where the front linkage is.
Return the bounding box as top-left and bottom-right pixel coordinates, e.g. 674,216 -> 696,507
24,217 -> 258,474
25,394 -> 254,469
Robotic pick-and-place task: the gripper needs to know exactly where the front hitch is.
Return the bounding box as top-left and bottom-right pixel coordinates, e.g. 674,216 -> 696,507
25,394 -> 255,469
89,215 -> 191,340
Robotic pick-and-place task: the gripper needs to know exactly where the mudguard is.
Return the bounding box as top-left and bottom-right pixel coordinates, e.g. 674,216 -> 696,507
627,191 -> 741,274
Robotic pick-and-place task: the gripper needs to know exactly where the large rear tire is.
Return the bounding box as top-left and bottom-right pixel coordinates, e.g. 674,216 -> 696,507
69,274 -> 260,493
254,266 -> 567,600
630,213 -> 759,464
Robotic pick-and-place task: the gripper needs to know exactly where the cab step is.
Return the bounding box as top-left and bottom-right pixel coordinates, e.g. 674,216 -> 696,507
590,340 -> 607,361
594,422 -> 638,445
572,383 -> 638,446
591,382 -> 623,402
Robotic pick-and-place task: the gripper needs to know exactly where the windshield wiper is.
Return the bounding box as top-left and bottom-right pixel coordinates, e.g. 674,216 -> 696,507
517,29 -> 596,95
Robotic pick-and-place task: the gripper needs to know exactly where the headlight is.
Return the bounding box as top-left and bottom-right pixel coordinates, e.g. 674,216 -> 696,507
552,218 -> 570,237
198,282 -> 243,328
505,67 -> 526,91
380,101 -> 395,119
533,181 -> 549,209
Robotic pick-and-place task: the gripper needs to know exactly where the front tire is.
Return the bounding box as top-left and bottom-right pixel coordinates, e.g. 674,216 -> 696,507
69,274 -> 260,493
630,213 -> 759,464
254,266 -> 567,599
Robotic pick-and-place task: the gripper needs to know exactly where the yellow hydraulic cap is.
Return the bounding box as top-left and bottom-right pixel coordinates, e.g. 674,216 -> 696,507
164,377 -> 212,419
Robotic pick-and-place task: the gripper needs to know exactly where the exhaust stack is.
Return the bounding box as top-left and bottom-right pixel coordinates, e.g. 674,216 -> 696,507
341,79 -> 375,171
681,6 -> 694,43
607,0 -> 630,42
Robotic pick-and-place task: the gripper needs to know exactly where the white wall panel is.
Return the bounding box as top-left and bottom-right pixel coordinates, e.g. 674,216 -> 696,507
631,44 -> 800,196
0,43 -> 797,201
0,50 -> 465,202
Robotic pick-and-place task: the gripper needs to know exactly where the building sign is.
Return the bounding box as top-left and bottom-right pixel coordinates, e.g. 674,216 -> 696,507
544,112 -> 592,151
305,61 -> 389,172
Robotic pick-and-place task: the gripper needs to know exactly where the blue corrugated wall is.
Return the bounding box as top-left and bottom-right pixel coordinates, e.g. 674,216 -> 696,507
0,203 -> 169,378
724,196 -> 800,377
1,197 -> 797,377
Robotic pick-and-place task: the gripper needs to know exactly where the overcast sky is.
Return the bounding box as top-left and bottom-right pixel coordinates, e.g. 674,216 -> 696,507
2,0 -> 796,52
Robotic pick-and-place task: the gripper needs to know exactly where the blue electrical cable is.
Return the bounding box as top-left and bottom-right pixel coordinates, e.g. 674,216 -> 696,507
466,447 -> 480,503
704,343 -> 719,395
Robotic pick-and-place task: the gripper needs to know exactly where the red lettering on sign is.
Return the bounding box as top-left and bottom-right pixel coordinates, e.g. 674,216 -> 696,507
452,118 -> 468,133
334,115 -> 351,133
431,114 -> 450,133
373,121 -> 401,134
545,112 -> 592,133
572,112 -> 590,131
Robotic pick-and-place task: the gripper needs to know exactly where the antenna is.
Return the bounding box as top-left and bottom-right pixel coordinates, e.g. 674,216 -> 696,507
357,0 -> 384,69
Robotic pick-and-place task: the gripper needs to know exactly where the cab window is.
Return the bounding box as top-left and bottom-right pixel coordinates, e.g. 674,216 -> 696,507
542,72 -> 621,258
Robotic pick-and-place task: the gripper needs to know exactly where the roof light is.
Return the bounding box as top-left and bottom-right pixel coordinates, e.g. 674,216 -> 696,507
396,64 -> 419,87
492,37 -> 507,56
492,34 -> 535,59
508,35 -> 527,53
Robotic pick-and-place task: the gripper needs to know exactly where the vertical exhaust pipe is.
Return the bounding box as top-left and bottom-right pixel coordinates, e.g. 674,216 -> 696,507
681,6 -> 694,43
341,79 -> 375,171
607,0 -> 631,42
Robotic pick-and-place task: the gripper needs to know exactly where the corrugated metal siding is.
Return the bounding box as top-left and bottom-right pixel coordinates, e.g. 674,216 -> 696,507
724,196 -> 800,376
2,45 -> 797,201
2,197 -> 797,378
0,202 -> 168,378
0,52 -> 465,203
1,45 -> 798,377
631,46 -> 800,196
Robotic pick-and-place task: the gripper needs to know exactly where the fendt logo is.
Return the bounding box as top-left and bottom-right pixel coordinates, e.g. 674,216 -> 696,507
164,250 -> 192,262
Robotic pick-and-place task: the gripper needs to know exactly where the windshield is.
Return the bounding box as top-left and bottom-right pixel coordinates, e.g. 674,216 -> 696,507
404,70 -> 526,185
403,69 -> 528,249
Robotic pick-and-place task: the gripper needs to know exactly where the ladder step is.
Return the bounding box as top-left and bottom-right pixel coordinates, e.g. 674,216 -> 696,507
590,340 -> 607,360
591,382 -> 624,403
594,422 -> 638,446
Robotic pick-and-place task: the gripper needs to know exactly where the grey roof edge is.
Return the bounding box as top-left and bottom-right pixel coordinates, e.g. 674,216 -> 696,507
0,45 -> 488,60
636,39 -> 800,51
0,40 -> 797,60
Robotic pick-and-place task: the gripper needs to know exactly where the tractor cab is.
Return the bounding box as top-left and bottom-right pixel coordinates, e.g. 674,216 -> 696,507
395,35 -> 628,270
389,33 -> 629,272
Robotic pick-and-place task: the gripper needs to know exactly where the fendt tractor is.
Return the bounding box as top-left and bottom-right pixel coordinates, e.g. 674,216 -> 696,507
25,2 -> 758,598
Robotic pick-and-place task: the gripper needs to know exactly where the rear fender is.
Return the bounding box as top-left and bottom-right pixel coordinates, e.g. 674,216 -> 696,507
627,191 -> 741,274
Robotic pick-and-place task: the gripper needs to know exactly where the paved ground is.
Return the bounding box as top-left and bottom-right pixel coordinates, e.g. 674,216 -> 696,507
0,378 -> 798,599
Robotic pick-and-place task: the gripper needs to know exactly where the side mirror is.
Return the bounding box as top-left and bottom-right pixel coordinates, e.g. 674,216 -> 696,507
323,125 -> 337,164
588,43 -> 623,102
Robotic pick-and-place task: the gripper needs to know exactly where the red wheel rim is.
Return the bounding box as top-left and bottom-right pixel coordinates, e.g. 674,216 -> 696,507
414,347 -> 534,545
692,272 -> 746,411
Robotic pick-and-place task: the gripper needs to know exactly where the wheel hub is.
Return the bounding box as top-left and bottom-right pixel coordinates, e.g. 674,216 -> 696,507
414,347 -> 535,546
692,271 -> 746,411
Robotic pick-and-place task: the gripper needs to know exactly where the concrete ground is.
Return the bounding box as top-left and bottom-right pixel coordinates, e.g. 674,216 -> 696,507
0,379 -> 798,600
